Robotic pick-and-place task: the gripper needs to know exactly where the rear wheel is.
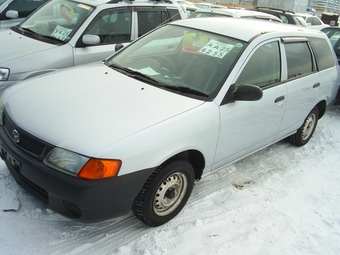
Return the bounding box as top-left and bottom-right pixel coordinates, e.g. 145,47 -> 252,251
132,159 -> 194,227
289,107 -> 319,147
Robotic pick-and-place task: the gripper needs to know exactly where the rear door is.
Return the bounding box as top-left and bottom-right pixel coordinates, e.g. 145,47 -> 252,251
274,38 -> 323,139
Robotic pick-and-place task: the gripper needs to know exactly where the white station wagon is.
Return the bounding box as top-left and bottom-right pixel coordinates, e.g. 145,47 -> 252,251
0,18 -> 339,226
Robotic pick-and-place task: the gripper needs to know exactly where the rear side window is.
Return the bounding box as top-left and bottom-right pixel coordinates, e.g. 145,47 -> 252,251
168,8 -> 181,21
137,8 -> 169,37
278,14 -> 289,24
309,37 -> 335,70
285,42 -> 313,79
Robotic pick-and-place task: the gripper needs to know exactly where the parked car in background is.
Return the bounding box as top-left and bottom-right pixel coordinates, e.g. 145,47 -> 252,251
1,18 -> 339,226
297,12 -> 329,29
193,2 -> 225,9
252,7 -> 308,26
0,0 -> 187,92
322,26 -> 340,53
171,0 -> 197,16
0,0 -> 49,29
323,26 -> 340,100
190,8 -> 282,22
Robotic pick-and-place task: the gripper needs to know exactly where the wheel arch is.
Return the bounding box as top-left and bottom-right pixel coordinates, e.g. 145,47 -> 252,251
315,100 -> 326,119
161,150 -> 205,181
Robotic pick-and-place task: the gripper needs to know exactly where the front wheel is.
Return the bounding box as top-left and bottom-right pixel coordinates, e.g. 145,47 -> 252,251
289,107 -> 319,147
132,159 -> 195,227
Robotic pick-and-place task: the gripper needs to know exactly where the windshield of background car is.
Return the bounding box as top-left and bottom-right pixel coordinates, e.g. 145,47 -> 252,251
107,24 -> 245,99
19,0 -> 94,43
294,16 -> 308,27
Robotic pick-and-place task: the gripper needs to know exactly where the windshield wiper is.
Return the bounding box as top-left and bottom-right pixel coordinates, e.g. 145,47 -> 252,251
18,27 -> 36,35
39,35 -> 65,43
109,64 -> 161,86
161,86 -> 209,97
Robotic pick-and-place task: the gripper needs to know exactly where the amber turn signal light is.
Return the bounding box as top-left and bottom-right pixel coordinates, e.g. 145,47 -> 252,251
78,158 -> 121,179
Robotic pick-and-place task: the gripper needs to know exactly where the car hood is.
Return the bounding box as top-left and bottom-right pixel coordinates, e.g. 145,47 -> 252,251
3,63 -> 205,156
0,29 -> 56,64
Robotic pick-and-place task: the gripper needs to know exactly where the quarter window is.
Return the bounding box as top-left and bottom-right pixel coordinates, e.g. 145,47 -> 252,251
235,41 -> 281,88
137,9 -> 169,37
309,37 -> 334,70
168,8 -> 181,21
285,42 -> 313,79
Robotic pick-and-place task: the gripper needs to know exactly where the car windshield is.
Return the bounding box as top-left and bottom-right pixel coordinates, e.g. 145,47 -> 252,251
17,0 -> 94,43
106,24 -> 245,99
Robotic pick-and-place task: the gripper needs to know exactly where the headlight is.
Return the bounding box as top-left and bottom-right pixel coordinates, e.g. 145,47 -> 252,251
0,68 -> 10,81
44,147 -> 121,179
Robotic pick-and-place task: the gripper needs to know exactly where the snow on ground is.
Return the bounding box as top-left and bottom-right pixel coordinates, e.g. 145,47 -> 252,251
1,103 -> 340,255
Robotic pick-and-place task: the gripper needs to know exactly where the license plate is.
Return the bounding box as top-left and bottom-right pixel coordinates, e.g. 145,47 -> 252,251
1,147 -> 20,170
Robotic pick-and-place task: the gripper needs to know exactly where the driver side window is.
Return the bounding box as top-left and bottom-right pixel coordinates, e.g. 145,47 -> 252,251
235,41 -> 281,89
86,9 -> 132,45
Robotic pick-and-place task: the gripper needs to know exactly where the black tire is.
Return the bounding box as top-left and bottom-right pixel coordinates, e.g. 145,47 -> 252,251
132,159 -> 195,227
289,107 -> 319,147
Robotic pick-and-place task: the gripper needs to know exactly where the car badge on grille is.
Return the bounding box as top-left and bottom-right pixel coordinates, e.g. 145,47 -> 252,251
11,129 -> 20,143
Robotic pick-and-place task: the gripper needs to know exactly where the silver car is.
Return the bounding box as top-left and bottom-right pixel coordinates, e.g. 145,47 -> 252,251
0,0 -> 187,92
0,0 -> 49,29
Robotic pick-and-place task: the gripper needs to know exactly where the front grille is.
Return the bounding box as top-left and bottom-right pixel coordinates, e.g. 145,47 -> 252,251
3,111 -> 52,159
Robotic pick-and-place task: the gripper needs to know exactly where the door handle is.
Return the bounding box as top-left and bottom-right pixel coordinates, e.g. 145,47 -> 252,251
274,96 -> 285,103
313,82 -> 320,88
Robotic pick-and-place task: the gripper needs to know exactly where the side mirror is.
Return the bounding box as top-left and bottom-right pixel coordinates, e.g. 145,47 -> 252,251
6,10 -> 19,19
234,84 -> 263,101
115,43 -> 124,52
82,34 -> 100,45
222,84 -> 263,105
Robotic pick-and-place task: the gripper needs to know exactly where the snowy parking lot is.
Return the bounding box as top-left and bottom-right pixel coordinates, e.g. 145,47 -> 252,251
1,102 -> 340,255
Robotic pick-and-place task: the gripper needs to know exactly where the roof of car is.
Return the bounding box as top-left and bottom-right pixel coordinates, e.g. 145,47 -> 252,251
254,6 -> 295,14
171,17 -> 323,42
192,8 -> 282,21
75,0 -> 173,7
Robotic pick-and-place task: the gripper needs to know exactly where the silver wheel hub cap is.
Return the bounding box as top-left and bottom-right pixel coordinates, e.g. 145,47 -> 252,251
153,172 -> 188,216
302,113 -> 316,140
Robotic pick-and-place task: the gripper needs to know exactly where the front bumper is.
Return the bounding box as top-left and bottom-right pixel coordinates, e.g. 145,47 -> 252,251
0,121 -> 155,223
